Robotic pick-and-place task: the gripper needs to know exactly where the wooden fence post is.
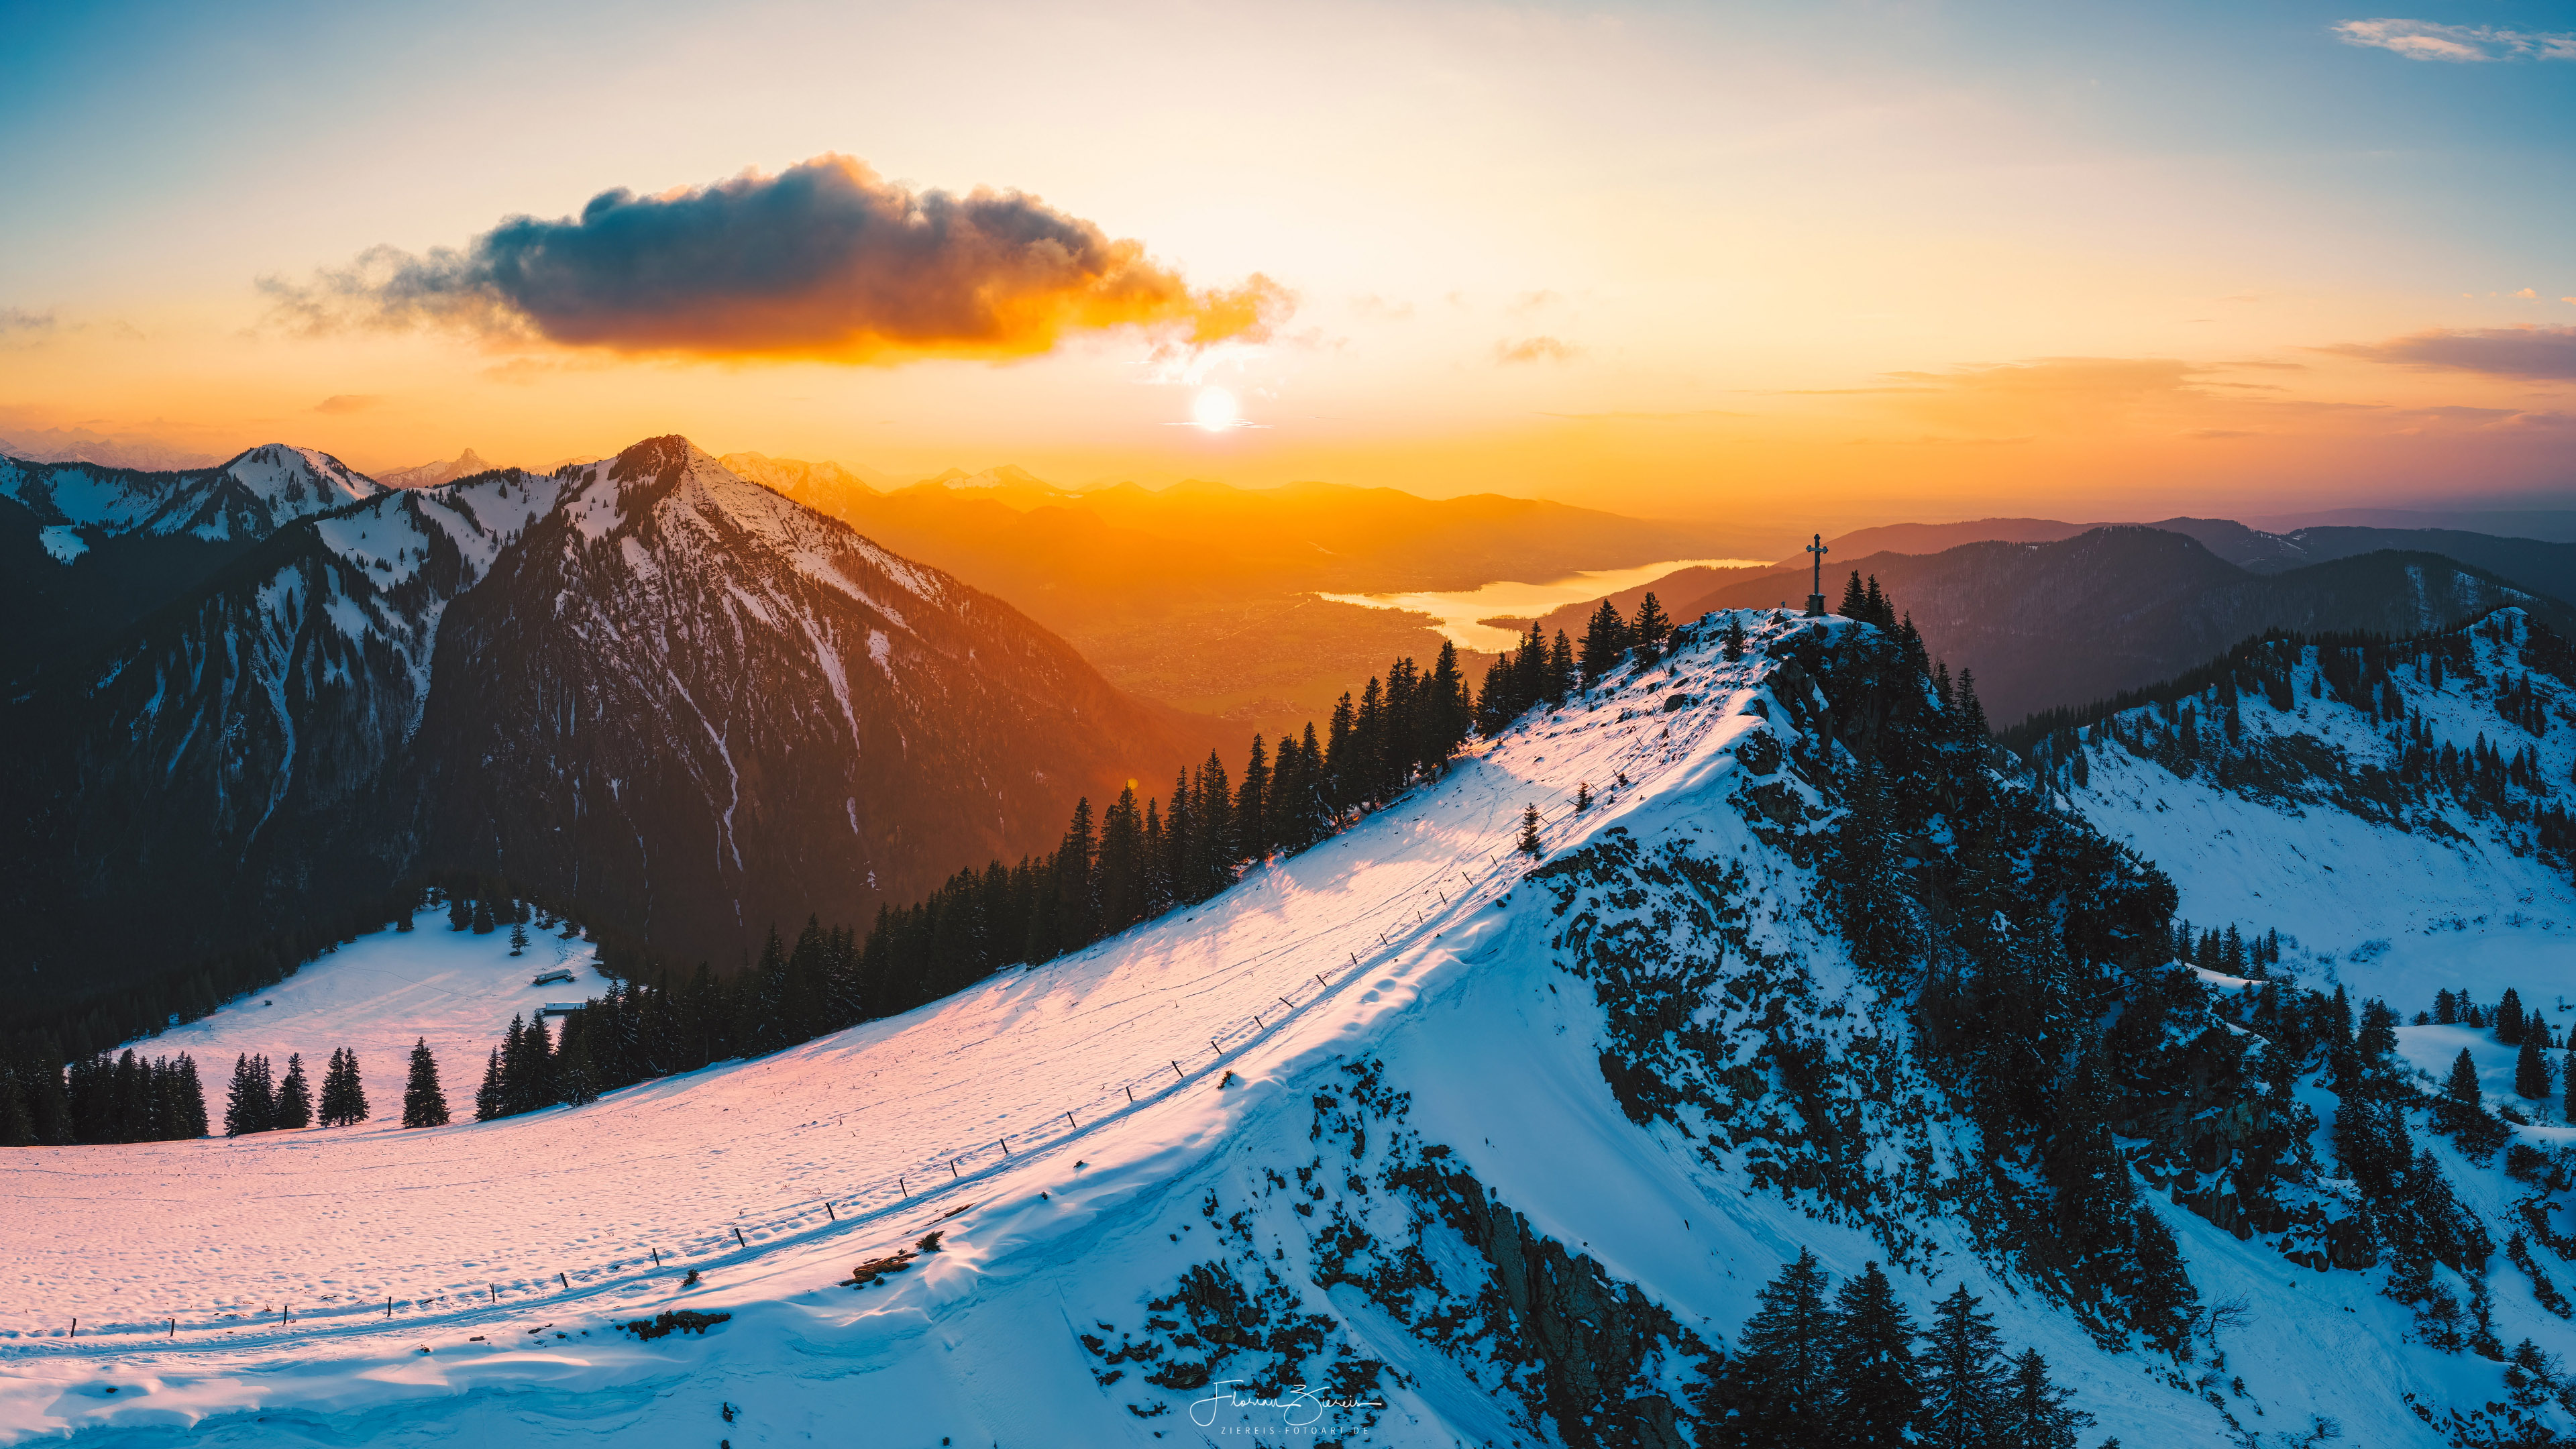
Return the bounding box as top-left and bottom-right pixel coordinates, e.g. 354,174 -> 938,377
824,1201 -> 836,1222
1065,1111 -> 1076,1128
732,1226 -> 746,1248
558,1272 -> 568,1290
1124,1085 -> 1134,1103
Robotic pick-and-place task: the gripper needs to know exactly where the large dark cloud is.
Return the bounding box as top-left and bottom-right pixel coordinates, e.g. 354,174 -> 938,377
264,155 -> 1288,361
2326,325 -> 2576,380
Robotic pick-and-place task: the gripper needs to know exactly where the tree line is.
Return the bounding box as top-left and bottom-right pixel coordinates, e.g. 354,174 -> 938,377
1697,1250 -> 2093,1448
458,605 -> 1693,1118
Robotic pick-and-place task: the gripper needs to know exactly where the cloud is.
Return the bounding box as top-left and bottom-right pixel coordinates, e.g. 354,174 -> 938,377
2332,18 -> 2576,62
0,307 -> 56,336
262,154 -> 1292,364
1494,336 -> 1582,364
2324,325 -> 2576,380
313,393 -> 384,414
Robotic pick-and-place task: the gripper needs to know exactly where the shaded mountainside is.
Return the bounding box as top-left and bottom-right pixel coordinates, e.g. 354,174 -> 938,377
2,438 -> 1211,1043
0,444 -> 384,692
17,610 -> 2576,1446
1667,527 -> 2571,728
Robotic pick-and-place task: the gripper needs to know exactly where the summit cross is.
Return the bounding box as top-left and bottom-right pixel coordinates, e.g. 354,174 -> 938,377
1803,533 -> 1829,617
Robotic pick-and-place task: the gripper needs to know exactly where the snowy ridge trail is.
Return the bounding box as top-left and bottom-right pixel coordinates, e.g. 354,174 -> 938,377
0,617 -> 1781,1441
15,607 -> 2568,1446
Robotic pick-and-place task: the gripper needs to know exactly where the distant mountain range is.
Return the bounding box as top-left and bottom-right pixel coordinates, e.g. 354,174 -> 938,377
701,455 -> 1749,738
2,438 -> 1211,1042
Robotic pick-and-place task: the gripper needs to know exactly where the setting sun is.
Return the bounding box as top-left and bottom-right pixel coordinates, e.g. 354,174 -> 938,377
1191,386 -> 1241,433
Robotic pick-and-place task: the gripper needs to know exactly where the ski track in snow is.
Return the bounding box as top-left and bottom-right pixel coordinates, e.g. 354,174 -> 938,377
3,611 -> 2572,1446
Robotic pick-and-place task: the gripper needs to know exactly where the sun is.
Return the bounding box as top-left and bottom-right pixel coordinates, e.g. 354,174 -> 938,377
1191,386 -> 1241,432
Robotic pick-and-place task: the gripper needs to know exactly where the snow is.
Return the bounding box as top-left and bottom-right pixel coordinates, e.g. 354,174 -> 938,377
35,524 -> 85,562
5,610 -> 2571,1445
2064,614 -> 2576,1011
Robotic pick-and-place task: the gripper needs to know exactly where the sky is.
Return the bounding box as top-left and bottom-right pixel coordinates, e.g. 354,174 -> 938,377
2,0 -> 2573,532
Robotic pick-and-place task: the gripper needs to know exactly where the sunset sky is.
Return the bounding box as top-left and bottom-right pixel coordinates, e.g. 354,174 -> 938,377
4,0 -> 2572,533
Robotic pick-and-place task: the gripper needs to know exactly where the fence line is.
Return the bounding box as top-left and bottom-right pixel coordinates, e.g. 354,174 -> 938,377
20,775 -> 1621,1356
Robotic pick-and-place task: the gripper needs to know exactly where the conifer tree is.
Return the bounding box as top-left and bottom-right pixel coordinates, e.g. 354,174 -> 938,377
1918,1283 -> 2003,1449
1095,786 -> 1146,933
508,920 -> 529,955
1575,782 -> 1592,813
557,1015 -> 600,1106
1546,630 -> 1576,704
1237,735 -> 1271,861
170,1055 -> 209,1138
1519,804 -> 1542,856
1580,598 -> 1629,685
1994,1349 -> 2090,1449
0,1068 -> 36,1146
470,898 -> 496,934
223,1053 -> 274,1137
2500,987 -> 2526,1044
1724,612 -> 1746,662
475,1048 -> 504,1122
448,893 -> 472,931
1826,1262 -> 1923,1445
1703,1249 -> 1833,1446
1425,641 -> 1471,766
2447,1049 -> 2483,1106
1839,570 -> 1869,618
2565,1042 -> 2576,1124
2434,988 -> 2459,1025
273,1053 -> 312,1129
1632,592 -> 1671,657
2517,1032 -> 2553,1103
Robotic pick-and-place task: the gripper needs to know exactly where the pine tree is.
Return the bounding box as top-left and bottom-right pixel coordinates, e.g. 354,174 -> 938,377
1580,598 -> 1630,686
1575,782 -> 1593,813
470,898 -> 496,934
1546,630 -> 1575,705
0,1067 -> 38,1146
2447,1049 -> 2484,1106
1632,592 -> 1672,657
1519,804 -> 1542,856
1237,735 -> 1271,861
1994,1349 -> 2090,1449
223,1053 -> 274,1137
1703,1249 -> 1833,1447
2565,1041 -> 2576,1125
402,1038 -> 451,1128
1839,570 -> 1869,619
509,920 -> 529,955
1096,786 -> 1146,933
448,893 -> 472,931
1724,612 -> 1747,662
2517,1032 -> 2553,1103
2435,988 -> 2459,1025
1827,1263 -> 1923,1446
474,1048 -> 504,1122
557,1015 -> 600,1106
2500,987 -> 2526,1044
1917,1283 -> 2002,1449
273,1053 -> 312,1129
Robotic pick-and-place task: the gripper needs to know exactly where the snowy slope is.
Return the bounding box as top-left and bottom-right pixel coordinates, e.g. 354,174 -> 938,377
11,610 -> 2575,1446
2046,608 -> 2576,1014
136,913 -> 606,1122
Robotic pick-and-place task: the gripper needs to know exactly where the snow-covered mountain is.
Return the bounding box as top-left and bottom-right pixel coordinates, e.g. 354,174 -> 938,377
5,437 -> 1207,1033
0,445 -> 386,690
372,448 -> 505,490
13,606 -> 2575,1445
